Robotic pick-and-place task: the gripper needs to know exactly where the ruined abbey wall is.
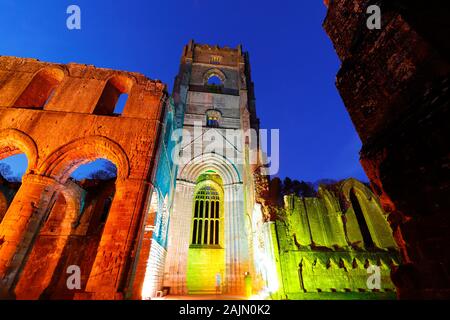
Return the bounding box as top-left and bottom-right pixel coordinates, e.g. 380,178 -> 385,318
272,179 -> 399,299
0,57 -> 167,299
324,0 -> 450,298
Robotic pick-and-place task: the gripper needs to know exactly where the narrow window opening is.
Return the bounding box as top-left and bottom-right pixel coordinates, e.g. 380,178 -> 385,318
113,93 -> 128,115
197,220 -> 203,244
192,220 -> 198,245
199,201 -> 204,218
94,77 -> 131,116
194,200 -> 199,218
204,222 -> 208,244
210,220 -> 215,245
215,220 -> 219,245
215,201 -> 219,218
350,188 -> 375,249
13,68 -> 64,109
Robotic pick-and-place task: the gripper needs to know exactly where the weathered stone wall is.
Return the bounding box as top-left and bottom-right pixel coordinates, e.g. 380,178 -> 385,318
132,98 -> 180,299
0,57 -> 167,299
323,0 -> 450,298
272,179 -> 399,299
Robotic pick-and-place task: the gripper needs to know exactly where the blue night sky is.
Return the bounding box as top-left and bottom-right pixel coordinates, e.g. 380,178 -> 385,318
0,0 -> 368,183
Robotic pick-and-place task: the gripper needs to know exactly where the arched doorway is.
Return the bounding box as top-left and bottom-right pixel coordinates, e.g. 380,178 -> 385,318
186,171 -> 225,294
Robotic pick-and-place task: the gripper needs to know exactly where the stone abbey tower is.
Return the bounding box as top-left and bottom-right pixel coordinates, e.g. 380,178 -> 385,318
162,41 -> 267,295
0,40 -> 399,300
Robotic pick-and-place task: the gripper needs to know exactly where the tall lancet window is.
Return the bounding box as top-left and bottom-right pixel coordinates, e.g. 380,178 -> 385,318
191,185 -> 220,246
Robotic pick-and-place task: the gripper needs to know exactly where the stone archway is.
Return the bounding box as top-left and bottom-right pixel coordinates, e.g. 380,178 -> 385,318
37,136 -> 135,299
164,153 -> 249,295
38,135 -> 129,183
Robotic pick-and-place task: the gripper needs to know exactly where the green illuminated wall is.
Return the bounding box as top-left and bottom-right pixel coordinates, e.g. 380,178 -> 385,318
269,179 -> 400,300
187,247 -> 225,294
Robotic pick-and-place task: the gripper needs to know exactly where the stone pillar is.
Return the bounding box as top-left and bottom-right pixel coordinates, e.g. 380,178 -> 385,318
129,211 -> 155,300
78,178 -> 146,300
224,184 -> 234,293
14,182 -> 82,300
0,174 -> 59,298
224,183 -> 247,295
163,181 -> 194,295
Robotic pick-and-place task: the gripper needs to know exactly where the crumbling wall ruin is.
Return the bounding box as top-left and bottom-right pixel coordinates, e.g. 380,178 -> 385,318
323,0 -> 450,299
0,56 -> 167,299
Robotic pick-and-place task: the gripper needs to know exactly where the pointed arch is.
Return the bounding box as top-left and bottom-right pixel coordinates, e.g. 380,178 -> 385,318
191,182 -> 222,246
341,178 -> 373,202
178,153 -> 241,186
340,179 -> 397,250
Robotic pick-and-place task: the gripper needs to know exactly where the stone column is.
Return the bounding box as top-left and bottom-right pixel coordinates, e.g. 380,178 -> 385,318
163,181 -> 194,295
236,184 -> 250,295
79,178 -> 146,300
14,182 -> 82,300
129,205 -> 155,300
0,174 -> 59,298
224,184 -> 234,294
224,183 -> 247,295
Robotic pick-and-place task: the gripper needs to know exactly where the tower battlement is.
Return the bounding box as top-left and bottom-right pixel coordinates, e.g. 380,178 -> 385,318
181,40 -> 245,67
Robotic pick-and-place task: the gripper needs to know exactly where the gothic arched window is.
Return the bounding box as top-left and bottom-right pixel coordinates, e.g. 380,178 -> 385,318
191,185 -> 220,246
350,188 -> 375,249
